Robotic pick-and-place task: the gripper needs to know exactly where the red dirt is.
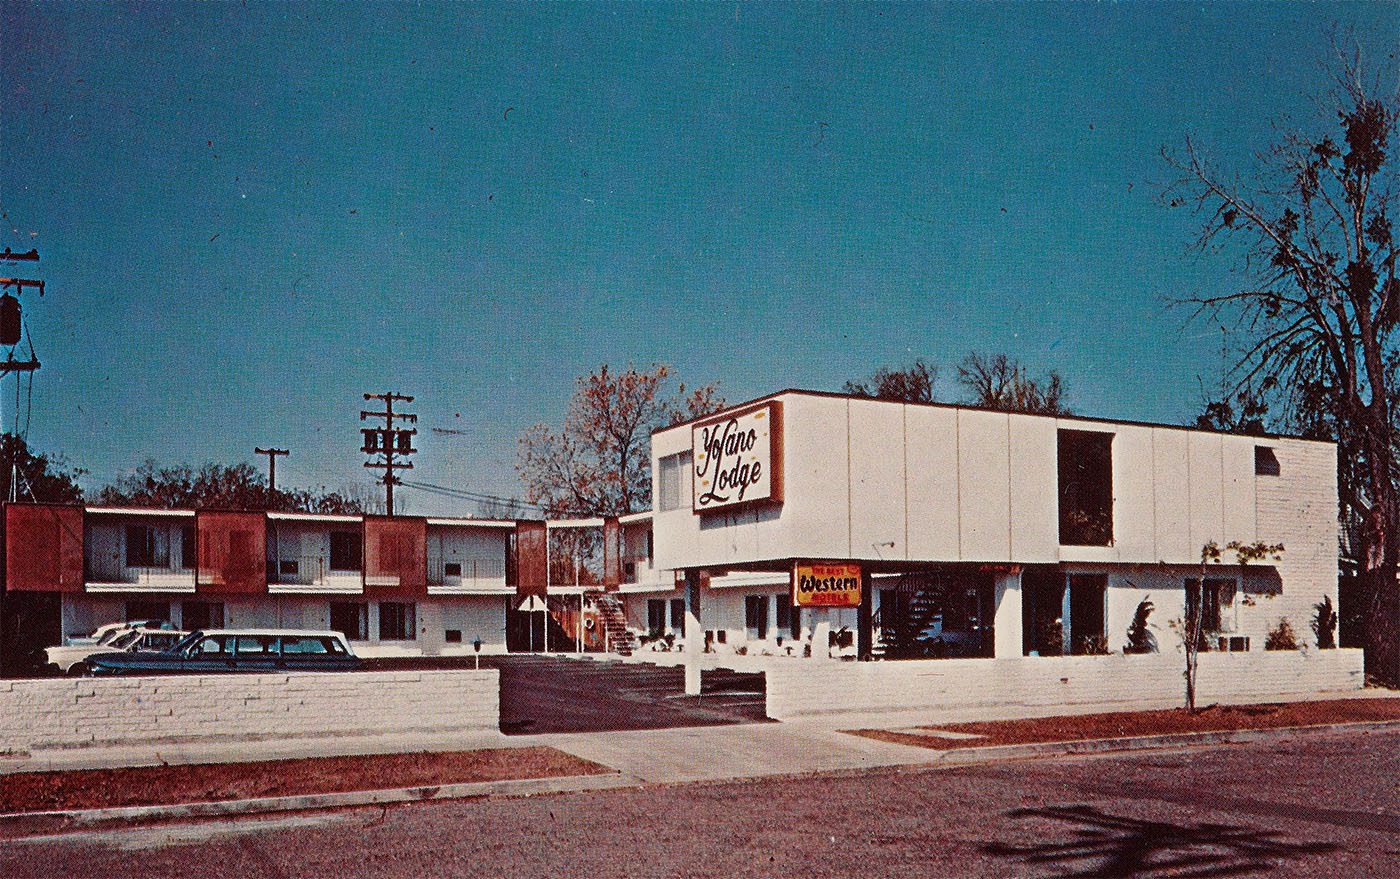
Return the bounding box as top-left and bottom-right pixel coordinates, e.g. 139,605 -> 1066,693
848,697 -> 1400,751
0,746 -> 611,814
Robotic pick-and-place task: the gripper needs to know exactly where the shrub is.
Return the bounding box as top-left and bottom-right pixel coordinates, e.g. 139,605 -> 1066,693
1265,617 -> 1300,651
1074,635 -> 1111,656
1123,598 -> 1157,654
1312,597 -> 1338,650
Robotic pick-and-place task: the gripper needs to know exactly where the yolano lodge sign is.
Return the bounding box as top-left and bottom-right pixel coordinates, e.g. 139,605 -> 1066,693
691,401 -> 782,513
792,561 -> 862,608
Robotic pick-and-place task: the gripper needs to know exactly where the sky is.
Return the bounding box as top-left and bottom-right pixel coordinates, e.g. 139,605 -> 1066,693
1,2 -> 1397,516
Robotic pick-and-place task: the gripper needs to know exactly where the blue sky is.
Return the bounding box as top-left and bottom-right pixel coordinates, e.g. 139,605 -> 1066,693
2,2 -> 1397,514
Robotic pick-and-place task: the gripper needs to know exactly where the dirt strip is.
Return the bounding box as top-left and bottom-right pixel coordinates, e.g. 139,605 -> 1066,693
847,697 -> 1400,750
0,747 -> 611,814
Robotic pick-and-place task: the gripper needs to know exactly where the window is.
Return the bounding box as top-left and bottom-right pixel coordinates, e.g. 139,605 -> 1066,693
646,529 -> 654,565
330,531 -> 362,571
647,599 -> 666,637
744,595 -> 769,640
330,601 -> 368,641
1058,430 -> 1114,546
1255,446 -> 1281,476
1187,577 -> 1238,635
125,525 -> 169,568
657,452 -> 692,512
379,601 -> 416,641
125,600 -> 170,625
775,594 -> 792,634
182,600 -> 224,631
179,526 -> 196,569
233,636 -> 272,655
280,636 -> 331,655
444,561 -> 462,577
279,559 -> 299,575
445,629 -> 463,644
670,598 -> 686,636
193,635 -> 229,656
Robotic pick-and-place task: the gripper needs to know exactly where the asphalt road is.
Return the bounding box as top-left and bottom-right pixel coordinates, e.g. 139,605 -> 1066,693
4,728 -> 1398,878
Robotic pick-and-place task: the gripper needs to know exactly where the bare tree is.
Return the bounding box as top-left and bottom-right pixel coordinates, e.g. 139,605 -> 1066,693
957,352 -> 1071,415
1163,42 -> 1400,683
1179,541 -> 1285,711
844,359 -> 938,403
517,364 -> 724,516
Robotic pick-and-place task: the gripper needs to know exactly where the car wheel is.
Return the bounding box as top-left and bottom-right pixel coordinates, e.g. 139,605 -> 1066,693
67,663 -> 89,677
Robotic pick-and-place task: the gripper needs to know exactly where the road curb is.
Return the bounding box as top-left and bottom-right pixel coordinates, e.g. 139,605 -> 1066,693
881,718 -> 1400,768
0,771 -> 641,837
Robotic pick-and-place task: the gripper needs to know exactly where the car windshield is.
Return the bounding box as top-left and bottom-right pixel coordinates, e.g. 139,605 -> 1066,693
110,630 -> 142,649
169,631 -> 205,654
95,629 -> 124,646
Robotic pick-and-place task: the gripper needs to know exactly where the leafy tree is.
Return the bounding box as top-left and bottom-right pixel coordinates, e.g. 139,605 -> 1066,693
844,359 -> 938,403
1195,383 -> 1273,436
957,352 -> 1071,415
1163,44 -> 1400,683
98,460 -> 365,514
0,435 -> 85,504
517,364 -> 724,516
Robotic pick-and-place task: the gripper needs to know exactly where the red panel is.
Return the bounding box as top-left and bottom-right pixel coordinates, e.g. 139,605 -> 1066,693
5,503 -> 84,593
197,511 -> 266,594
602,516 -> 621,590
363,516 -> 426,597
514,520 -> 547,597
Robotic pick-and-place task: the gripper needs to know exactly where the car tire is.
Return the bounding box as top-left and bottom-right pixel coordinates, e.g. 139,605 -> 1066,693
67,663 -> 89,677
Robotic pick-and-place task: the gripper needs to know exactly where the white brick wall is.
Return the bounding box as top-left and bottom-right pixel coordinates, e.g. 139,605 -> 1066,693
0,670 -> 499,751
764,649 -> 1364,720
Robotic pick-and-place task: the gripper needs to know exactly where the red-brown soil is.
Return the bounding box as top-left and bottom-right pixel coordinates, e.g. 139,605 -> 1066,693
0,747 -> 611,814
848,697 -> 1400,750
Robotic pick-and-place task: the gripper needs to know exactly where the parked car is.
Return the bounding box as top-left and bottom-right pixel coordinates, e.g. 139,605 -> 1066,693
44,628 -> 189,676
85,629 -> 361,675
64,619 -> 174,647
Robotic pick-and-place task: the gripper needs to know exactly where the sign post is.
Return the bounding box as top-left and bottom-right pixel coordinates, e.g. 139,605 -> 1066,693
792,561 -> 862,660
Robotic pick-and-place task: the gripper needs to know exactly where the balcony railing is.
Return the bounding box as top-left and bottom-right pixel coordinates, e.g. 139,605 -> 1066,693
85,555 -> 193,584
428,557 -> 506,586
268,554 -> 362,586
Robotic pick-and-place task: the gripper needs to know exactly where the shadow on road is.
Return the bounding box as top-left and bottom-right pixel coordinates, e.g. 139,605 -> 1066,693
982,803 -> 1337,878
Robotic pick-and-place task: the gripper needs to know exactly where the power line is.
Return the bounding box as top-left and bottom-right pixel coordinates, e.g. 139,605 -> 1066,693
254,447 -> 289,492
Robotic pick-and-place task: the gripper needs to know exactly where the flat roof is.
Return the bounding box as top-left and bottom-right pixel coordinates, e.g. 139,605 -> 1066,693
654,388 -> 1336,446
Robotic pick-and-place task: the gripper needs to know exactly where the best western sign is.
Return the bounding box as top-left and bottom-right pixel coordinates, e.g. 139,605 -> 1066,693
792,561 -> 862,608
692,402 -> 782,513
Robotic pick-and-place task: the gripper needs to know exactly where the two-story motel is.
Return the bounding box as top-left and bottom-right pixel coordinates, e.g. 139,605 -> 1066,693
628,390 -> 1339,666
0,389 -> 1342,681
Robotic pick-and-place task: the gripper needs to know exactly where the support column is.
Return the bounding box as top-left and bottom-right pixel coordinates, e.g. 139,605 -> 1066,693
684,569 -> 702,695
993,569 -> 1024,659
857,569 -> 874,661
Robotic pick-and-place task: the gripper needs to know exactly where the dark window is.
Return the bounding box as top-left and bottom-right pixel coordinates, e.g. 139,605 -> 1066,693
330,531 -> 362,571
670,598 -> 686,636
646,529 -> 654,565
330,601 -> 368,641
180,526 -> 196,569
1255,446 -> 1281,476
279,559 -> 299,575
379,601 -> 416,641
1058,429 -> 1114,546
445,629 -> 463,644
745,595 -> 769,640
125,525 -> 168,568
1187,577 -> 1236,636
647,600 -> 666,636
1068,574 -> 1107,654
125,600 -> 170,625
182,600 -> 224,631
444,561 -> 462,577
775,594 -> 792,633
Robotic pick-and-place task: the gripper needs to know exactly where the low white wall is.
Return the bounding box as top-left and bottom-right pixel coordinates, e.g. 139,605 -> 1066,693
765,649 -> 1365,721
0,669 -> 499,751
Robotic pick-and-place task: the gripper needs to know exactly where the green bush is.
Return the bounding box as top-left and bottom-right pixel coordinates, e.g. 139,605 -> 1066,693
1312,597 -> 1338,649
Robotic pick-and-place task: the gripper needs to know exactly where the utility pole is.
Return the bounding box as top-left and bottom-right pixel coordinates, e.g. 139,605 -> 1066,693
254,447 -> 288,493
360,392 -> 416,516
1,249 -> 43,503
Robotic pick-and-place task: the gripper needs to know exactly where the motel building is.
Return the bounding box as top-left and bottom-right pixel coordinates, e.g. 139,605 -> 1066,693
0,389 -> 1364,706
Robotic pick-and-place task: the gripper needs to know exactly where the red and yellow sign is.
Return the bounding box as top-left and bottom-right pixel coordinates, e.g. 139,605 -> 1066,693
792,562 -> 862,608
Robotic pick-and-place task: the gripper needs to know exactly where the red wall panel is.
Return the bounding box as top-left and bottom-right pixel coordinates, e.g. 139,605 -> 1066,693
5,504 -> 84,593
363,516 -> 426,597
196,511 -> 266,594
602,516 -> 621,590
514,520 -> 547,597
